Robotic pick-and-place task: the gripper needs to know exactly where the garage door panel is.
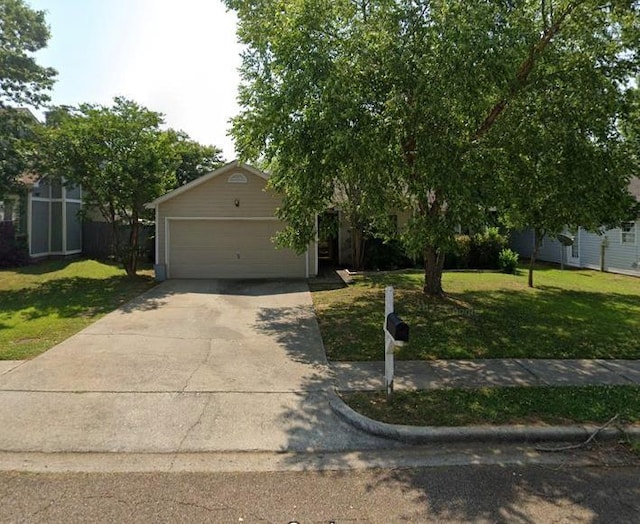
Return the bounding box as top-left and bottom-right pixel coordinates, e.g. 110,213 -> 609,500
168,220 -> 305,279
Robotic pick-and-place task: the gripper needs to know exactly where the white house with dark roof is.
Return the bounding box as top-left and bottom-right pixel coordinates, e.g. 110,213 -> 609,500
511,178 -> 640,276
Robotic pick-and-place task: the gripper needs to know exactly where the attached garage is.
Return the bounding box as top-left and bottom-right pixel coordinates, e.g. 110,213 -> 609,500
146,161 -> 316,280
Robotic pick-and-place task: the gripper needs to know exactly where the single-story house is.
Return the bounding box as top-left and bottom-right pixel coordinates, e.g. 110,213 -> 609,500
146,160 -> 318,280
511,178 -> 640,277
0,173 -> 83,259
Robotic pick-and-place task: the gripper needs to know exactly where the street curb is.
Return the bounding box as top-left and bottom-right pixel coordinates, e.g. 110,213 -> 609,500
329,392 -> 640,445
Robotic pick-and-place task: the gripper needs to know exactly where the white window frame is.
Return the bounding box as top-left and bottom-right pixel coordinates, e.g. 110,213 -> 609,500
28,177 -> 83,257
621,222 -> 637,245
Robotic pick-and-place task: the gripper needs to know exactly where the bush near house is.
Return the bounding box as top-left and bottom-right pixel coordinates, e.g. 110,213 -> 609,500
445,227 -> 508,270
362,227 -> 509,272
0,222 -> 29,268
498,248 -> 519,274
364,238 -> 414,271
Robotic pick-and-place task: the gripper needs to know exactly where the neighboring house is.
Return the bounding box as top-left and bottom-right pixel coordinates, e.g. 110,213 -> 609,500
146,160 -> 318,280
1,173 -> 83,259
511,178 -> 640,277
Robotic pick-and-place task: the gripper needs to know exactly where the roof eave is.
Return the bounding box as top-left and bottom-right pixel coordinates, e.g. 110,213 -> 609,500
145,160 -> 268,209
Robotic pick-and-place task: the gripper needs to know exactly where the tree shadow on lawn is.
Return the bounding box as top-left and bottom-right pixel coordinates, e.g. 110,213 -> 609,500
252,285 -> 640,523
0,275 -> 157,324
317,285 -> 640,360
10,258 -> 77,275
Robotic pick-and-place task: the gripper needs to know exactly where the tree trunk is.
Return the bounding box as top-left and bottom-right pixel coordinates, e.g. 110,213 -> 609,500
126,215 -> 139,277
528,229 -> 543,288
423,244 -> 445,296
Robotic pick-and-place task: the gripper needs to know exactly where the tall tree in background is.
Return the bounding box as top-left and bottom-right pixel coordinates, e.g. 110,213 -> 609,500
622,85 -> 640,188
0,108 -> 37,198
165,130 -> 225,188
0,0 -> 57,198
226,0 -> 640,295
490,52 -> 634,287
38,98 -> 177,276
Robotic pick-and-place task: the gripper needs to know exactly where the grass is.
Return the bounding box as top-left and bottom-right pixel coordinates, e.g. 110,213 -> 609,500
0,259 -> 156,360
311,265 -> 640,360
343,386 -> 640,426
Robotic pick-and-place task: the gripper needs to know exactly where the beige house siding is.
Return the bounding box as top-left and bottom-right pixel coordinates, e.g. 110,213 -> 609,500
156,166 -> 280,265
151,162 -> 316,279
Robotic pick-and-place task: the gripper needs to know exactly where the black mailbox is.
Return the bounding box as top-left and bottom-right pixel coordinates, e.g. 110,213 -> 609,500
386,312 -> 409,342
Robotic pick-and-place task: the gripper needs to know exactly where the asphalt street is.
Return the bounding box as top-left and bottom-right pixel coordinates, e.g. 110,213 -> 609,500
1,463 -> 640,523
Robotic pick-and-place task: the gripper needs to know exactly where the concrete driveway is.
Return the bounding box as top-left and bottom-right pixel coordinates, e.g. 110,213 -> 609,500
0,280 -> 389,454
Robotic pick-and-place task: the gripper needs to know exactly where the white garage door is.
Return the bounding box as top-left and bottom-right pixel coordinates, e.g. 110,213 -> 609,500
168,220 -> 307,279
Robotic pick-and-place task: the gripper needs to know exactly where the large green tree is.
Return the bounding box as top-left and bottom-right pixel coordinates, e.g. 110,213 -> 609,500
0,0 -> 57,198
226,0 -> 640,295
38,98 -> 177,276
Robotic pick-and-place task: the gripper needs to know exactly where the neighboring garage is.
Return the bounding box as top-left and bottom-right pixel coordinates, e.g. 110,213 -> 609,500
146,161 -> 317,280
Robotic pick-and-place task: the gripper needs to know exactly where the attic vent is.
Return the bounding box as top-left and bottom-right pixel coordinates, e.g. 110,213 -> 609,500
228,173 -> 248,184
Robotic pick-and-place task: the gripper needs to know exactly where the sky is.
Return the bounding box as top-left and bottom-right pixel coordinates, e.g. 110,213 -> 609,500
28,0 -> 242,159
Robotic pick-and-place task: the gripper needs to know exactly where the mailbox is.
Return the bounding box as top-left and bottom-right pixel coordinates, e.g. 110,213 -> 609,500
386,312 -> 409,342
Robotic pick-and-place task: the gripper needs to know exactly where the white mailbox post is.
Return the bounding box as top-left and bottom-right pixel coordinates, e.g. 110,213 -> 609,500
383,286 -> 408,400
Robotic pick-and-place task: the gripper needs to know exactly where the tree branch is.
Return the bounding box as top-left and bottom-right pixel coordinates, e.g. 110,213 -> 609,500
474,1 -> 585,141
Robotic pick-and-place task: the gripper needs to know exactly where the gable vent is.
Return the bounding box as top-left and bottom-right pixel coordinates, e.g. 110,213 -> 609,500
228,173 -> 248,184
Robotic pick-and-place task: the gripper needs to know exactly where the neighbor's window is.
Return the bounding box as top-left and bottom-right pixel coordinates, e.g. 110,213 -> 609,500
621,222 -> 636,244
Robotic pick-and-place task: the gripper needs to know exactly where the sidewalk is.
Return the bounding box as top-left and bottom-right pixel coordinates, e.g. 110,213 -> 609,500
331,359 -> 640,391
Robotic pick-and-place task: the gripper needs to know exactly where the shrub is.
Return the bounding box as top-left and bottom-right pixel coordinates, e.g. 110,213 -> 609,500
364,238 -> 413,270
498,248 -> 519,274
0,222 -> 29,268
445,234 -> 471,269
469,227 -> 507,269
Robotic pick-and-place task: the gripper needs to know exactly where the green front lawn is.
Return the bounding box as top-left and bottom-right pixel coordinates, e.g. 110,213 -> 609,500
0,259 -> 155,360
311,266 -> 640,360
343,386 -> 640,426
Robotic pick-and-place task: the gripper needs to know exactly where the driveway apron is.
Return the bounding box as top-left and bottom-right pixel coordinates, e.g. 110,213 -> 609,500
0,280 -> 389,453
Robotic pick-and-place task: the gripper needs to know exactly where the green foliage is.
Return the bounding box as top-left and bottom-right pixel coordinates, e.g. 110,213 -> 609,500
445,229 -> 507,269
498,248 -> 519,274
0,0 -> 56,107
165,130 -> 225,188
364,238 -> 413,271
226,0 -> 640,295
445,235 -> 471,270
0,0 -> 54,197
0,108 -> 37,198
36,98 -> 176,275
0,221 -> 28,268
470,227 -> 508,269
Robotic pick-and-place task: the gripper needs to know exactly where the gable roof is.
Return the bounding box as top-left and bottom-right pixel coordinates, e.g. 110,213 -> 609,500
145,160 -> 269,208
